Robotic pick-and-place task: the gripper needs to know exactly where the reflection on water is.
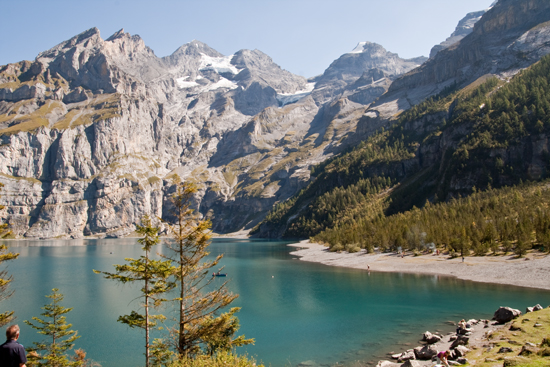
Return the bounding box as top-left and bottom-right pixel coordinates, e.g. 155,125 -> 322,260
2,238 -> 550,367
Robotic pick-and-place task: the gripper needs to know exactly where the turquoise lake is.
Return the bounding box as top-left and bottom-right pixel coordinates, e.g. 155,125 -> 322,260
1,238 -> 549,367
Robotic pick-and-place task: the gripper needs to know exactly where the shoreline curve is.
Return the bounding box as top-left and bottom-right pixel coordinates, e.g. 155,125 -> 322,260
288,240 -> 550,291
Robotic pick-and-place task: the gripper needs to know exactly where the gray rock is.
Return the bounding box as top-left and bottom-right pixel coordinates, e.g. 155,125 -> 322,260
413,345 -> 438,360
493,307 -> 522,324
518,345 -> 537,356
453,345 -> 470,358
449,335 -> 469,349
526,304 -> 543,313
498,347 -> 514,353
400,360 -> 420,367
456,357 -> 467,365
422,331 -> 442,345
397,350 -> 415,362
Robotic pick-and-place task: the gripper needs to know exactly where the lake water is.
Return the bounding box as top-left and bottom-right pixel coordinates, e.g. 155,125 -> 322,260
1,238 -> 549,367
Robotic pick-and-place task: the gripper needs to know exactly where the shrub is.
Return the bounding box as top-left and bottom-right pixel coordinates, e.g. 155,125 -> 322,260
167,352 -> 261,367
330,243 -> 344,252
345,243 -> 361,253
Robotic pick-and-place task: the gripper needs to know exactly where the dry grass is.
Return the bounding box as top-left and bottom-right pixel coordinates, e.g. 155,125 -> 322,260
167,352 -> 262,367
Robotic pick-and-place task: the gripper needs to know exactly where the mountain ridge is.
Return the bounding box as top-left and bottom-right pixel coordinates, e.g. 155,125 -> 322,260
2,0 -> 548,239
0,25 -> 418,238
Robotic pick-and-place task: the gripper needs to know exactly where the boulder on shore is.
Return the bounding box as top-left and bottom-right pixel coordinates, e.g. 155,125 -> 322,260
397,350 -> 415,362
450,335 -> 469,349
400,360 -> 420,367
422,331 -> 442,344
493,307 -> 522,323
526,304 -> 543,313
376,361 -> 400,367
413,345 -> 438,360
451,345 -> 470,359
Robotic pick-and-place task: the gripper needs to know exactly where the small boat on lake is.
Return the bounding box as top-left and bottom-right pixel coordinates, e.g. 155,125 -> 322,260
212,272 -> 227,277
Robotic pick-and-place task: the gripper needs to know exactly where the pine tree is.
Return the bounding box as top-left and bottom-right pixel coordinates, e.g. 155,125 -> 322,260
0,183 -> 18,327
24,289 -> 84,367
94,215 -> 175,367
163,180 -> 252,358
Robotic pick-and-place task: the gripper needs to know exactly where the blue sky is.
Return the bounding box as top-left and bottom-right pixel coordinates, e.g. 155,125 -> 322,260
1,0 -> 495,78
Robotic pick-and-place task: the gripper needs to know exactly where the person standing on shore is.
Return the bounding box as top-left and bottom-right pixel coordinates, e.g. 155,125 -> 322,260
0,325 -> 27,367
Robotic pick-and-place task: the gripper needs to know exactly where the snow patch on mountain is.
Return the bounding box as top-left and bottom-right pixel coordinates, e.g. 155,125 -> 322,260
204,78 -> 239,92
199,54 -> 242,75
276,83 -> 316,106
176,76 -> 199,89
175,75 -> 238,92
350,42 -> 368,54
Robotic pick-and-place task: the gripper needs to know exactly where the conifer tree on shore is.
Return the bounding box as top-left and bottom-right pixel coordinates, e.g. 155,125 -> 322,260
163,180 -> 252,358
0,182 -> 18,327
25,288 -> 87,367
95,215 -> 175,367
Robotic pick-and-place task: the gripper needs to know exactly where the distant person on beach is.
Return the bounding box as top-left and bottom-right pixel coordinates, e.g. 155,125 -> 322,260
436,350 -> 450,367
0,325 -> 27,367
457,319 -> 466,334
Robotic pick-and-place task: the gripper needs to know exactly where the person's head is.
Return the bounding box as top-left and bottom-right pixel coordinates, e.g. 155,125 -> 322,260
6,325 -> 20,340
445,350 -> 451,357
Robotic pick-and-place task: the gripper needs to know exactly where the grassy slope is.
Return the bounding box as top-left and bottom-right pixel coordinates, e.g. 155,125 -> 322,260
469,307 -> 550,367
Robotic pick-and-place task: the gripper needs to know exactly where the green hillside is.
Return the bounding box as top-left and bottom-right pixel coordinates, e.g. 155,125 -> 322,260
253,54 -> 550,253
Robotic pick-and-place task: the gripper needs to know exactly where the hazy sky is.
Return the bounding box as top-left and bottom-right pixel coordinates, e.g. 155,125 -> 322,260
1,0 -> 495,78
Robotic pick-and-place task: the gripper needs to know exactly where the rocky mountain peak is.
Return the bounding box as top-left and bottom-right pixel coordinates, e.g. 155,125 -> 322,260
165,40 -> 223,64
36,27 -> 103,65
348,41 -> 390,57
311,41 -> 426,104
232,49 -> 274,70
231,49 -> 308,94
429,7 -> 491,59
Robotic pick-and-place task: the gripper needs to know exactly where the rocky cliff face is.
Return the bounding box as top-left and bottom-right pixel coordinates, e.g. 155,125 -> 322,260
429,2 -> 496,59
0,26 -> 422,238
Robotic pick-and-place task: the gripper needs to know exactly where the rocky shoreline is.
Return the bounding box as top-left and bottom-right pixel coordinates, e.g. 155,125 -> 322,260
287,241 -> 550,366
373,305 -> 547,367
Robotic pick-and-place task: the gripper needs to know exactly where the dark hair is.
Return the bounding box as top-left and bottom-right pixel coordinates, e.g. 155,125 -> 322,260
6,325 -> 19,339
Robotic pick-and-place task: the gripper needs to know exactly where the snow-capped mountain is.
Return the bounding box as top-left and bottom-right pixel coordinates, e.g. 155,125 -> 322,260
1,26 -> 412,238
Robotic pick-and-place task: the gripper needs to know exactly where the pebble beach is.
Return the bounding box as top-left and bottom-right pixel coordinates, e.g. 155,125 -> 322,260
288,240 -> 550,290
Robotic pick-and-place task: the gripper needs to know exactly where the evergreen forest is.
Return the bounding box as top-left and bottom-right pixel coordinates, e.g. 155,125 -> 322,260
253,54 -> 550,257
